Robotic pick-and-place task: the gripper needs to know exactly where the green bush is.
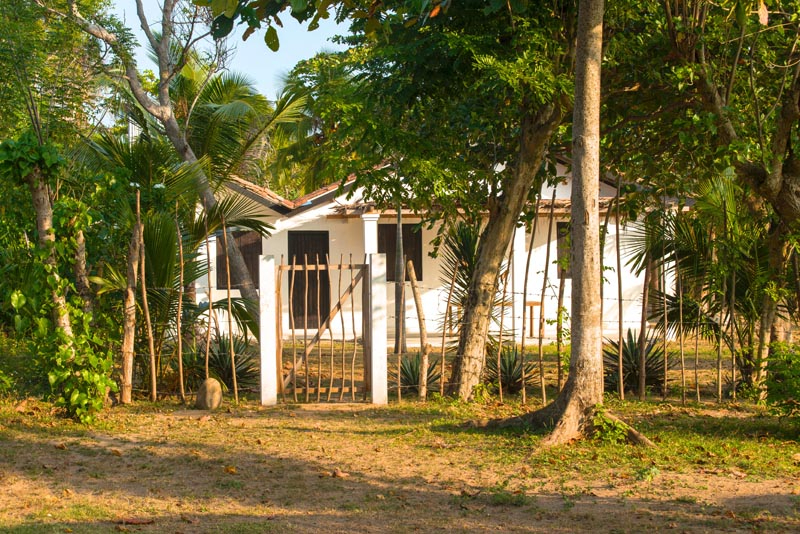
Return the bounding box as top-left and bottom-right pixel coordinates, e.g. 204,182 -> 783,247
603,329 -> 673,396
765,343 -> 800,421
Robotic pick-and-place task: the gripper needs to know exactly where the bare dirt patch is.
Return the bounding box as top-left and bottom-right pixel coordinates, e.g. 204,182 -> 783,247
0,400 -> 798,533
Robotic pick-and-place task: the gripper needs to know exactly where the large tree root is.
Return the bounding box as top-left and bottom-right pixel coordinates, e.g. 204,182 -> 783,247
474,401 -> 655,447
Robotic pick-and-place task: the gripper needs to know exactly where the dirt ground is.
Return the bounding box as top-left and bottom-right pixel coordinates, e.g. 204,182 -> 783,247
1,400 -> 799,533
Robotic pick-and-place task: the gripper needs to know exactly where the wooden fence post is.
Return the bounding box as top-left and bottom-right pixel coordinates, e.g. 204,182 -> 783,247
260,255 -> 278,405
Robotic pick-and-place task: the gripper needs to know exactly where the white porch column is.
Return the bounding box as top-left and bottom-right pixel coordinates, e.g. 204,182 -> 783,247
259,255 -> 278,405
368,253 -> 388,404
361,209 -> 380,254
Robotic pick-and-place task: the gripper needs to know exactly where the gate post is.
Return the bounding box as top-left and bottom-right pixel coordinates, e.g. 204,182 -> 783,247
259,255 -> 278,405
368,253 -> 388,404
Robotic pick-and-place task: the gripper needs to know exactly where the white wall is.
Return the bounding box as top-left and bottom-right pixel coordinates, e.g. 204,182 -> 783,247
200,182 -> 650,347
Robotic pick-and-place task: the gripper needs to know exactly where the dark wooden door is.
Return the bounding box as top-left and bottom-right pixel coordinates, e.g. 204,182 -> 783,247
288,231 -> 330,329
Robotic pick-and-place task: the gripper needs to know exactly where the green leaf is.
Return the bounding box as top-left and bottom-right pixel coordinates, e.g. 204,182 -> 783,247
211,15 -> 235,39
265,25 -> 280,51
210,0 -> 238,17
290,0 -> 308,14
10,290 -> 26,310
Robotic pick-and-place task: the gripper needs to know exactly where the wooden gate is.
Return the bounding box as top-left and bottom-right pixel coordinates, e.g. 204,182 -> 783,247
259,253 -> 387,405
278,256 -> 369,402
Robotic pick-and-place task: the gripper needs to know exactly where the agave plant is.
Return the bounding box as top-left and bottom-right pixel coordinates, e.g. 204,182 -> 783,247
603,329 -> 673,396
483,343 -> 537,394
391,353 -> 441,396
182,328 -> 260,393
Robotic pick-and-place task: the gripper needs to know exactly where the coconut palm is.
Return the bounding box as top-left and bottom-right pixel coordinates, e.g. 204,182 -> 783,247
622,173 -> 775,392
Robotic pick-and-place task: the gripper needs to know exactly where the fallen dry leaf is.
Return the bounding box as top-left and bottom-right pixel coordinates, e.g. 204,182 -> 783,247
198,415 -> 211,423
54,443 -> 67,450
224,465 -> 237,475
332,467 -> 350,478
110,448 -> 123,457
62,488 -> 73,497
729,468 -> 748,479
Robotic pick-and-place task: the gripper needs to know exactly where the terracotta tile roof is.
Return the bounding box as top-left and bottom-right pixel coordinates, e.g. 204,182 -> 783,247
225,175 -> 357,215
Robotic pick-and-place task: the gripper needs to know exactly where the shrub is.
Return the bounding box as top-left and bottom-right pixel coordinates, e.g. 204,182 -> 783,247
483,343 -> 537,394
392,353 -> 441,395
182,329 -> 260,393
765,343 -> 800,421
603,329 -> 673,396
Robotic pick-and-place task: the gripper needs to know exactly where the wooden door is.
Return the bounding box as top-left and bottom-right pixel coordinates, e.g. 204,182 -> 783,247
288,231 -> 330,329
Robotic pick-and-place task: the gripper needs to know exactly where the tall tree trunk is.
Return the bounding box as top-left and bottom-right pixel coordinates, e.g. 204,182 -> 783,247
755,223 -> 789,398
73,227 -> 93,316
221,216 -> 239,404
175,211 -> 186,403
120,204 -> 141,405
407,260 -> 430,399
504,0 -> 612,446
29,167 -> 74,339
138,199 -> 157,403
448,107 -> 563,400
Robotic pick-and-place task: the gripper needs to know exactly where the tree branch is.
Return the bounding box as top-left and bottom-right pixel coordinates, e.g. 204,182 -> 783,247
57,0 -> 168,121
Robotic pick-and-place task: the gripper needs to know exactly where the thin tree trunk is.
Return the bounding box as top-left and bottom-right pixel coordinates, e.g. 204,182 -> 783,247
497,264 -> 510,403
394,207 -> 407,354
440,266 -> 458,396
175,210 -> 186,403
677,254 -> 686,405
120,192 -> 142,404
537,189 -> 558,404
730,269 -> 737,401
407,260 -> 430,400
202,203 -> 214,380
556,269 -> 566,391
662,205 -> 669,401
138,197 -> 157,402
638,260 -> 652,401
615,177 -> 624,400
716,276 -> 726,402
695,305 -> 701,402
221,216 -> 238,404
73,227 -> 93,316
519,191 -> 542,405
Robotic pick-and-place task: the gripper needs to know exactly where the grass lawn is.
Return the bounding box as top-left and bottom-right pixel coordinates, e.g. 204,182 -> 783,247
1,395 -> 798,533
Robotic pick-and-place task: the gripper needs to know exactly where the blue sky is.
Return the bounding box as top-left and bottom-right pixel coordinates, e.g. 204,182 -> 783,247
112,1 -> 347,99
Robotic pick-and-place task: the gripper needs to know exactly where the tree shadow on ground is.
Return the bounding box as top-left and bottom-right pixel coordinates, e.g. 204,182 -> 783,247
1,403 -> 798,533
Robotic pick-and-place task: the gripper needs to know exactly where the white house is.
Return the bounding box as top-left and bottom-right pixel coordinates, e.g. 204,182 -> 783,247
199,171 -> 648,345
